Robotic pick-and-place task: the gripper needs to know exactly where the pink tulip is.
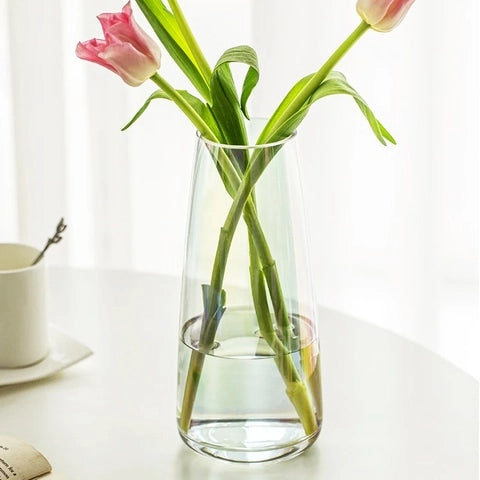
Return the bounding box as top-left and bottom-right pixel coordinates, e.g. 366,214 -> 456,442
356,0 -> 416,32
76,2 -> 161,86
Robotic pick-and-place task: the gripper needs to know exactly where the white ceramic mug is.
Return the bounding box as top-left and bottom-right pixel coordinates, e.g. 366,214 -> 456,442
0,243 -> 49,368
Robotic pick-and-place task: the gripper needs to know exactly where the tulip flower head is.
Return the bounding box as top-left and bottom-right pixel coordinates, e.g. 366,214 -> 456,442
76,1 -> 161,86
356,0 -> 416,32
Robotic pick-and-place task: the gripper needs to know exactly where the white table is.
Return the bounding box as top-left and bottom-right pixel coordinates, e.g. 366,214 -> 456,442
0,268 -> 478,479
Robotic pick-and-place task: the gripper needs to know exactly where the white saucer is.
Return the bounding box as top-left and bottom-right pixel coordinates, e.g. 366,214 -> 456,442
0,327 -> 93,387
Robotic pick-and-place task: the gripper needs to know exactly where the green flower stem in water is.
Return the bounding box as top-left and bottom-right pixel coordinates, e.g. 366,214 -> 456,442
149,65 -> 326,435
178,150 -> 308,433
249,237 -> 318,434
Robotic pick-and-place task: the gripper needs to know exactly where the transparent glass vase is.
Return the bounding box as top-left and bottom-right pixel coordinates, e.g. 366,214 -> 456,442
177,120 -> 322,463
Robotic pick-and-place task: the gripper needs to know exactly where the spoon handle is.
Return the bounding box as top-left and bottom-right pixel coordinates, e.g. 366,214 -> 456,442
32,218 -> 67,266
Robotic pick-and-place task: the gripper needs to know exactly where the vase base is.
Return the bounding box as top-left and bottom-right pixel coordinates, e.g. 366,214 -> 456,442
178,419 -> 321,463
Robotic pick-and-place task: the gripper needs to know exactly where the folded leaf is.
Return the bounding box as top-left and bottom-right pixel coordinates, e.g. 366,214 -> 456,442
213,46 -> 259,119
209,46 -> 260,169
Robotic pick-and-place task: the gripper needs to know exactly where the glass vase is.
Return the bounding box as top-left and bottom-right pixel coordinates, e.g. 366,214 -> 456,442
177,120 -> 322,463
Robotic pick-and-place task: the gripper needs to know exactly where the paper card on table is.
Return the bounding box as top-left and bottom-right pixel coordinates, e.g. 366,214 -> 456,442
0,436 -> 52,480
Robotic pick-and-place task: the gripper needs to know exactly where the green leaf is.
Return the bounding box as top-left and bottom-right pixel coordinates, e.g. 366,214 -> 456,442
200,284 -> 227,347
122,89 -> 169,131
134,0 -> 211,102
270,71 -> 396,146
122,88 -> 221,138
209,46 -> 260,153
310,71 -> 395,145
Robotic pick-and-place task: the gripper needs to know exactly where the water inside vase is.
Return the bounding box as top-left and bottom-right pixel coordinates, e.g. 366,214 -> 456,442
177,308 -> 322,462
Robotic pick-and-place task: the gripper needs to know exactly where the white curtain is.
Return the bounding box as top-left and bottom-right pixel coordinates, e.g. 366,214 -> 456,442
1,0 -> 478,377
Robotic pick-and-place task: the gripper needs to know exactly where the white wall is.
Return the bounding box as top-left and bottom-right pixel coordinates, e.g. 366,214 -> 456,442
0,0 -> 478,377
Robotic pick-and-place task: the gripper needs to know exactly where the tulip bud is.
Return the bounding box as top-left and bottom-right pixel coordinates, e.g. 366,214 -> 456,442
76,2 -> 161,86
356,0 -> 416,32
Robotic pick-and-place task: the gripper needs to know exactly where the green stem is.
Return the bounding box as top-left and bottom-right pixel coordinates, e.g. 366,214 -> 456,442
249,238 -> 318,435
178,350 -> 205,432
207,20 -> 372,293
243,203 -> 292,347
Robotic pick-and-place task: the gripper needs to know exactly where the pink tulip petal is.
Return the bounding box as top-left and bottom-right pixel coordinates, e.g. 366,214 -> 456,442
357,0 -> 394,25
378,0 -> 416,31
99,43 -> 158,86
75,40 -> 117,74
97,2 -> 131,36
356,0 -> 415,32
106,22 -> 161,66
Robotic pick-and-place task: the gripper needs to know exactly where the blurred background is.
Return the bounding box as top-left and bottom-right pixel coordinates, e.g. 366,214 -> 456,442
0,0 -> 478,378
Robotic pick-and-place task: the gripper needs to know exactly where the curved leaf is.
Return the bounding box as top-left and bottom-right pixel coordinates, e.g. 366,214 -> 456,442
121,89 -> 169,131
122,88 -> 220,138
309,71 -> 395,145
269,71 -> 395,146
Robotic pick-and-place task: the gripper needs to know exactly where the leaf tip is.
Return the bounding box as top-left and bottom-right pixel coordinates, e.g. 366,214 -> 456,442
242,105 -> 251,120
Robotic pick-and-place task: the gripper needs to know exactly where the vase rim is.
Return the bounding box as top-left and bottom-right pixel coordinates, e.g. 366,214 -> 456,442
197,120 -> 297,150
